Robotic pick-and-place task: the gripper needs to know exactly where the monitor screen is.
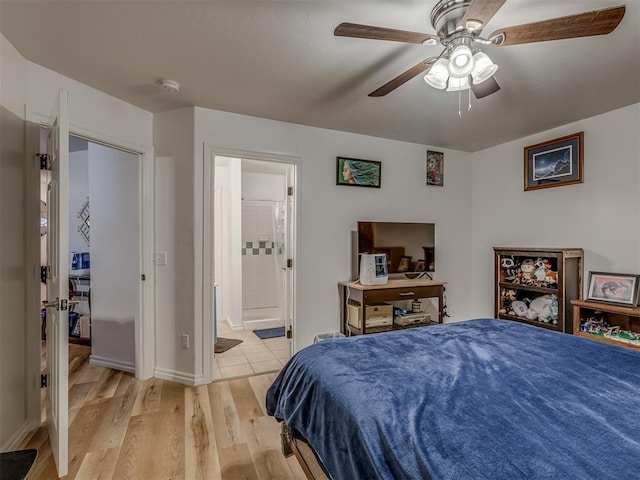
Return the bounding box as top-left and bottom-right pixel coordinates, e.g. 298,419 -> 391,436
357,221 -> 435,274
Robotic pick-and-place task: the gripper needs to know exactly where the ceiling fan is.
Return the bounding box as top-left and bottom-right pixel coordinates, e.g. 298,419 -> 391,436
334,0 -> 626,99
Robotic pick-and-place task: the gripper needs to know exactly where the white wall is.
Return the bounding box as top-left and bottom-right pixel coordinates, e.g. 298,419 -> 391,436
471,104 -> 640,317
0,33 -> 29,450
88,143 -> 139,369
69,150 -> 89,255
153,108 -> 197,380
194,107 -> 475,352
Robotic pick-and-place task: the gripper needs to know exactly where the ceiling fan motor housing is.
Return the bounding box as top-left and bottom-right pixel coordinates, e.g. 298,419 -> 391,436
431,0 -> 473,38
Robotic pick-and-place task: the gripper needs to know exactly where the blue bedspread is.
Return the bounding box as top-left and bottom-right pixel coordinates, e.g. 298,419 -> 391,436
266,319 -> 640,480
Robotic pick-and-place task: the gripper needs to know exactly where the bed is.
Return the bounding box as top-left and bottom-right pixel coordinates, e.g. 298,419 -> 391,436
266,318 -> 640,480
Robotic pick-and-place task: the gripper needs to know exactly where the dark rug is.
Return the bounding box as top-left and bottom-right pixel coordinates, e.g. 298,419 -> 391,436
215,337 -> 243,353
0,449 -> 38,480
253,326 -> 285,339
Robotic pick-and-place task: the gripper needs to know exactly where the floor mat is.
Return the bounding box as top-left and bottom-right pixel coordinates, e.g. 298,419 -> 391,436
253,326 -> 285,339
215,337 -> 243,353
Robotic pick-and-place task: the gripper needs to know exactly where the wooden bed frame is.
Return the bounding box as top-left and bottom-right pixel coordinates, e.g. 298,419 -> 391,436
280,424 -> 329,480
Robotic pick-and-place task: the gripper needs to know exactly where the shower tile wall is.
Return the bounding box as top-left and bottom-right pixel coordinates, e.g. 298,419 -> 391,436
242,203 -> 278,309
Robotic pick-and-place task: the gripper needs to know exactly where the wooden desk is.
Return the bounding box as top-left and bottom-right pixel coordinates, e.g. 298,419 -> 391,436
339,278 -> 447,335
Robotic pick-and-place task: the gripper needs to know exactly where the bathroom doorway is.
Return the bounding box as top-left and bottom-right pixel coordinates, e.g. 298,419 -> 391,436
209,154 -> 296,381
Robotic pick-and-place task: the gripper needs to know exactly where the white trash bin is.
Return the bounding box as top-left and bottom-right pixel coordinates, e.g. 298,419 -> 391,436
313,332 -> 346,343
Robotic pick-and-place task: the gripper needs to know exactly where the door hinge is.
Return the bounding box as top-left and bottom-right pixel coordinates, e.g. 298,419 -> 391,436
286,327 -> 293,339
38,154 -> 50,170
41,374 -> 47,388
287,258 -> 293,268
141,274 -> 146,281
287,186 -> 293,196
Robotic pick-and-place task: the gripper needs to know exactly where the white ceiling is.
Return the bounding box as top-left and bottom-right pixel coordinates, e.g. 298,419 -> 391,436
1,0 -> 639,152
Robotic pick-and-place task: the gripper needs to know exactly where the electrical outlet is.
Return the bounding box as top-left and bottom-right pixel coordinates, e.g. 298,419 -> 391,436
181,334 -> 189,349
155,252 -> 167,265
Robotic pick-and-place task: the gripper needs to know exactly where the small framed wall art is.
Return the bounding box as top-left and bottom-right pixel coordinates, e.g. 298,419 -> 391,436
524,132 -> 583,191
426,150 -> 444,186
586,271 -> 640,307
336,157 -> 381,188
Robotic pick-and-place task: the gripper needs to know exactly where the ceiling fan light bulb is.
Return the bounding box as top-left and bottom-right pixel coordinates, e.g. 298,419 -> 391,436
471,52 -> 498,84
448,45 -> 475,78
424,58 -> 449,90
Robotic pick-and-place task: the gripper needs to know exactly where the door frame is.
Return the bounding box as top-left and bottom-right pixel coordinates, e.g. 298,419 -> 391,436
202,146 -> 300,384
25,107 -> 155,429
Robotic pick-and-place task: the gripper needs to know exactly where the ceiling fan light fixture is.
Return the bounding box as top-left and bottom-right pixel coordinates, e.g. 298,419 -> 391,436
424,58 -> 450,89
471,51 -> 498,84
448,44 -> 475,78
446,75 -> 470,92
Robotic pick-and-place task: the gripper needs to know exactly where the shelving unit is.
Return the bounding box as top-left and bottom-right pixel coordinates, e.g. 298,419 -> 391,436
572,299 -> 640,352
494,247 -> 583,333
69,274 -> 91,346
339,278 -> 446,336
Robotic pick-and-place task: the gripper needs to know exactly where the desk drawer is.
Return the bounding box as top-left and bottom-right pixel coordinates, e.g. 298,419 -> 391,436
364,286 -> 441,303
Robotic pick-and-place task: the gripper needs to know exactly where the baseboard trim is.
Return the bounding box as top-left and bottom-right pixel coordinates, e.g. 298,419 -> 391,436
90,355 -> 135,374
154,367 -> 204,386
242,318 -> 283,330
2,419 -> 38,451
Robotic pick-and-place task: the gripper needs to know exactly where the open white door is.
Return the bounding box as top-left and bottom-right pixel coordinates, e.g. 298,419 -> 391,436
284,166 -> 296,356
43,90 -> 70,477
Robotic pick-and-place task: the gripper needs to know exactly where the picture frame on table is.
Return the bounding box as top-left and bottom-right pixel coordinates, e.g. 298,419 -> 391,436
524,132 -> 583,191
586,271 -> 640,307
336,157 -> 381,188
414,259 -> 426,272
397,256 -> 412,273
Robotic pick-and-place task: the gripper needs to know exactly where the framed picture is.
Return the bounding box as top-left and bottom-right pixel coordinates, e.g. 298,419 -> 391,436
524,132 -> 583,191
397,256 -> 412,273
414,259 -> 426,272
336,157 -> 381,188
426,150 -> 444,187
586,271 -> 640,307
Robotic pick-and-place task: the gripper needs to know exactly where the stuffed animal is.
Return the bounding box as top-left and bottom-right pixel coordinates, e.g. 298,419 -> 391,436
526,294 -> 558,323
533,258 -> 549,284
511,300 -> 528,317
544,270 -> 558,287
500,288 -> 518,314
520,259 -> 536,285
500,256 -> 520,281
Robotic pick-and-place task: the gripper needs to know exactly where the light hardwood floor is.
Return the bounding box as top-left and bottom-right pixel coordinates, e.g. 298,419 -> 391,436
21,344 -> 306,479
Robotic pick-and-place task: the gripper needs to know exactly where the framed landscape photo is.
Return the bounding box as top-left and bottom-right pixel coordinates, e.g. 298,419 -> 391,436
426,150 -> 444,186
524,132 -> 583,191
336,157 -> 381,188
586,271 -> 640,307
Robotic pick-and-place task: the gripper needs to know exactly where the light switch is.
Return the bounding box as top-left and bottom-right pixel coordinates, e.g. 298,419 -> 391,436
155,252 -> 167,265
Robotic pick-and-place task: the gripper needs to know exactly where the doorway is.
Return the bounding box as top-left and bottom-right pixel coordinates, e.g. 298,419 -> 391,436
208,153 -> 297,381
40,131 -> 142,374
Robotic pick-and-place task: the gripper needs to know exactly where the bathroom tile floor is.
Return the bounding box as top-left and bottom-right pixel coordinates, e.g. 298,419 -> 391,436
215,321 -> 288,380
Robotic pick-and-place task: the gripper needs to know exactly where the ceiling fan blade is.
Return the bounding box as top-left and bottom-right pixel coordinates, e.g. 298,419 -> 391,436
369,57 -> 438,97
460,0 -> 507,32
471,76 -> 500,99
335,23 -> 439,45
489,5 -> 626,46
